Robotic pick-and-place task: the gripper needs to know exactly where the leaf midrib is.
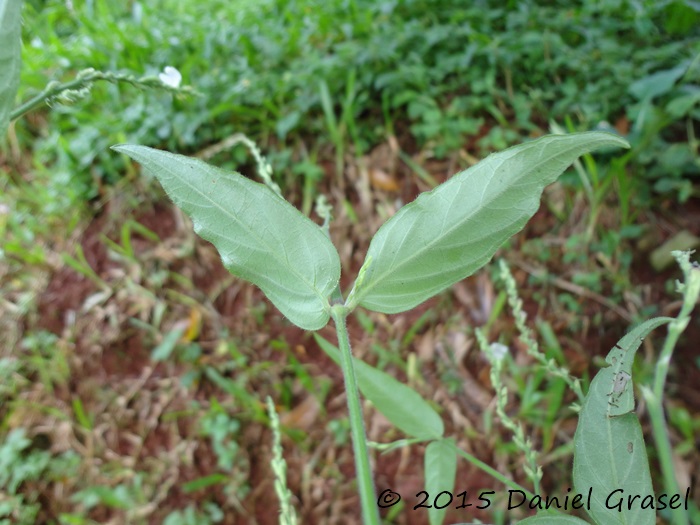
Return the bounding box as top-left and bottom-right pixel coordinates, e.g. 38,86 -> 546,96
356,141 -> 583,306
185,163 -> 331,301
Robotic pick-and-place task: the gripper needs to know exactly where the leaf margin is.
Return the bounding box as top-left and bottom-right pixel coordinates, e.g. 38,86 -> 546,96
113,144 -> 341,330
348,132 -> 630,314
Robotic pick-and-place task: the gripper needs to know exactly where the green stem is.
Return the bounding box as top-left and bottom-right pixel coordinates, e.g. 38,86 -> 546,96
330,305 -> 380,525
643,251 -> 699,525
11,70 -> 112,121
453,447 -> 538,501
10,68 -> 191,122
641,387 -> 685,524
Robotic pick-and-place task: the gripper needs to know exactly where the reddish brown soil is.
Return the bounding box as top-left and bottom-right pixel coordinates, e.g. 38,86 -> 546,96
19,151 -> 700,524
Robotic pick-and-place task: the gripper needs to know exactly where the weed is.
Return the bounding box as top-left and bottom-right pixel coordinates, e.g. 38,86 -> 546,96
266,396 -> 299,525
0,429 -> 80,525
3,2 -> 699,523
12,1 -> 697,210
110,131 -> 697,525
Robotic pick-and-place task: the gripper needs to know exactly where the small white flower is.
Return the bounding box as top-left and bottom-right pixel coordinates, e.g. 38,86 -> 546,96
159,66 -> 182,88
489,342 -> 509,363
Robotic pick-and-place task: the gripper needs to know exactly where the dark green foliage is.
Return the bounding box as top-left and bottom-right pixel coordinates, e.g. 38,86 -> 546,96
17,0 -> 699,205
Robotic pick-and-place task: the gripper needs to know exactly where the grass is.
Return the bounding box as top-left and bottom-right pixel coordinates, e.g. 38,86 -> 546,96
1,0 -> 699,523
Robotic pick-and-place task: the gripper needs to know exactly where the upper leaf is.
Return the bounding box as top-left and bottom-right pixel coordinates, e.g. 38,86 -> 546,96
348,132 -> 629,314
113,145 -> 341,330
573,318 -> 671,525
0,0 -> 22,136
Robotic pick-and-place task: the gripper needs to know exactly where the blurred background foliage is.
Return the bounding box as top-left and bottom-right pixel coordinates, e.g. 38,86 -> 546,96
15,0 -> 700,205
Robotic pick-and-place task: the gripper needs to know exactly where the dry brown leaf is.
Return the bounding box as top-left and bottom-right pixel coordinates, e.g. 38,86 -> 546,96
369,167 -> 400,191
416,330 -> 436,361
280,395 -> 321,431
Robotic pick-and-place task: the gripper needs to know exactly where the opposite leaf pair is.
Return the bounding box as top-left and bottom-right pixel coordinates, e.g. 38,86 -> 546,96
114,131 -> 632,525
113,132 -> 629,330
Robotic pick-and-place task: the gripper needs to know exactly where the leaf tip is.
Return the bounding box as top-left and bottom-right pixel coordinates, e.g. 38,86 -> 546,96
600,131 -> 631,149
111,144 -> 129,154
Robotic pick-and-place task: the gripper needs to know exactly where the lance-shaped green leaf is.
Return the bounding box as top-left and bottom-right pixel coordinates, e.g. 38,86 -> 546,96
314,334 -> 443,440
424,438 -> 457,525
113,145 -> 340,330
573,318 -> 672,525
348,132 -> 629,314
0,0 -> 22,136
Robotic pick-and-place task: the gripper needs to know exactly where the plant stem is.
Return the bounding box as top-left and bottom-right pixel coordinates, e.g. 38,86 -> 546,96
642,388 -> 687,525
330,305 -> 380,525
642,252 -> 699,525
10,68 -> 192,122
11,70 -> 118,121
